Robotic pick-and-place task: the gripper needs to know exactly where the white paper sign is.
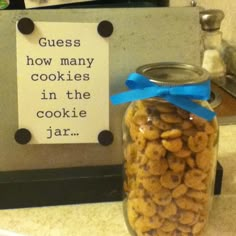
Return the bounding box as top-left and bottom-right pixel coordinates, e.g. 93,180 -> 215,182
24,0 -> 95,9
16,22 -> 109,144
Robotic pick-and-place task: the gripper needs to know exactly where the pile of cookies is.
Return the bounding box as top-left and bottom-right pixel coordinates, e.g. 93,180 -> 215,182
123,100 -> 218,236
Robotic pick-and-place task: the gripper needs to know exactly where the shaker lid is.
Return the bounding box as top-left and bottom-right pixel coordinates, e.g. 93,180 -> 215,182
136,62 -> 209,85
199,9 -> 225,31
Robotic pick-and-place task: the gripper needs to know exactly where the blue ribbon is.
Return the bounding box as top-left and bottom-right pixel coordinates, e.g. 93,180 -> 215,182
110,73 -> 216,121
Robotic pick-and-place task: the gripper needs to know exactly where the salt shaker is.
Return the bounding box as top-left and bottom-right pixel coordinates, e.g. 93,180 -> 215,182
200,9 -> 226,83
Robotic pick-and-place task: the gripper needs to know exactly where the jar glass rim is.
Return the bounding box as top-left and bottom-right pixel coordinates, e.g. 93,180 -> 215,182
136,62 -> 209,85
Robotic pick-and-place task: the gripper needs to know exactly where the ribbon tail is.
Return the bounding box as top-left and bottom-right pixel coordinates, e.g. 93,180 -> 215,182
164,95 -> 216,121
170,80 -> 211,100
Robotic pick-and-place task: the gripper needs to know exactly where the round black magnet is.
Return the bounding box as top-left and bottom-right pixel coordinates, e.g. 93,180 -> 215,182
98,130 -> 114,146
97,20 -> 113,38
15,128 -> 32,144
17,17 -> 35,35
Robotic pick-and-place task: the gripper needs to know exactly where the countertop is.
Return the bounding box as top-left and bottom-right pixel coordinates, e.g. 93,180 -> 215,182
0,125 -> 235,236
212,83 -> 236,117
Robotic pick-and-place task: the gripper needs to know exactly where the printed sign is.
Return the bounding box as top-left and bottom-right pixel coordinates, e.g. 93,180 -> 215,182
16,22 -> 109,144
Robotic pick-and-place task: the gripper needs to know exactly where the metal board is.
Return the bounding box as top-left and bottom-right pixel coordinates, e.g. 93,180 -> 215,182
0,7 -> 201,171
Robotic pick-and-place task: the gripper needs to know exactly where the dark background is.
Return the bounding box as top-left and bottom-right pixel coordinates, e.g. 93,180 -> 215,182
7,0 -> 169,9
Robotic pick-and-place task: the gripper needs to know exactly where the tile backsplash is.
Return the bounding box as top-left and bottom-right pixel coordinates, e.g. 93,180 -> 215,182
170,0 -> 236,46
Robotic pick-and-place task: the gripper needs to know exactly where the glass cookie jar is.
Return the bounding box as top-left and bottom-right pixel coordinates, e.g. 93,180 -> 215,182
123,63 -> 218,236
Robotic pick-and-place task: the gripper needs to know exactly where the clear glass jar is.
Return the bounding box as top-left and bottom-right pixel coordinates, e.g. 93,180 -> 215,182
123,63 -> 218,236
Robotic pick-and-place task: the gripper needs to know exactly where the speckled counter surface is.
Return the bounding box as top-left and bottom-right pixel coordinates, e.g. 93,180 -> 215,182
0,125 -> 235,236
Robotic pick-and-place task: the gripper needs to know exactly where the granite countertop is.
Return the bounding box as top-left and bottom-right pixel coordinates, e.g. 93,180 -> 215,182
0,125 -> 235,236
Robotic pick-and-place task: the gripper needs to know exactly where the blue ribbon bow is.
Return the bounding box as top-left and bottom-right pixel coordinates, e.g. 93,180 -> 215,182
110,73 -> 216,121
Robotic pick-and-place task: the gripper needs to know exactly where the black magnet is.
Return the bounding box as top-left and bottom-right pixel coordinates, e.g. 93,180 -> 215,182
98,130 -> 114,146
15,128 -> 32,144
17,18 -> 35,35
97,21 -> 113,38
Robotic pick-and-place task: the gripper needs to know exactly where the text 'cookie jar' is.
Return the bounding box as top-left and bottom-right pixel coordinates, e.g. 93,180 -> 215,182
111,62 -> 218,236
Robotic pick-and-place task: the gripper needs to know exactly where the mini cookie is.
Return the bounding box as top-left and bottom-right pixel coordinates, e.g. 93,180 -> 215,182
156,229 -> 172,236
179,120 -> 193,130
135,100 -> 147,110
136,231 -> 146,236
124,143 -> 137,163
150,214 -> 165,229
161,129 -> 182,139
124,176 -> 137,192
140,229 -> 168,236
134,214 -> 164,232
204,122 -> 216,134
188,132 -> 208,153
140,230 -> 160,236
124,180 -> 129,193
162,138 -> 183,153
186,190 -> 208,203
168,214 -> 179,223
136,151 -> 149,166
196,148 -> 212,172
129,123 -> 140,141
184,169 -> 207,191
133,198 -> 157,217
137,176 -> 162,194
124,163 -> 132,177
174,148 -> 192,159
129,188 -> 147,199
140,124 -> 161,141
160,171 -> 182,189
167,154 -> 186,173
146,158 -> 168,176
145,142 -> 166,161
189,213 -> 200,226
135,133 -> 147,151
127,177 -> 138,192
178,210 -> 197,225
172,184 -> 188,199
158,201 -> 177,219
192,216 -> 206,234
160,113 -> 183,124
124,105 -> 135,127
175,197 -> 203,213
133,110 -> 149,126
156,103 -> 176,113
182,127 -> 198,137
190,113 -> 207,128
137,165 -> 152,178
125,161 -> 140,177
127,199 -> 139,228
177,224 -> 192,233
176,108 -> 190,119
152,117 -> 173,130
185,156 -> 196,169
160,220 -> 177,233
172,231 -> 193,236
151,187 -> 172,206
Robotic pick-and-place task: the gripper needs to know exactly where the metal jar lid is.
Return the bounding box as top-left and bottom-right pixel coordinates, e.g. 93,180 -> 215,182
199,9 -> 225,31
136,62 -> 209,85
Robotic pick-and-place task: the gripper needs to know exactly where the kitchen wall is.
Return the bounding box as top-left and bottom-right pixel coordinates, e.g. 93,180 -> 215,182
170,0 -> 236,46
